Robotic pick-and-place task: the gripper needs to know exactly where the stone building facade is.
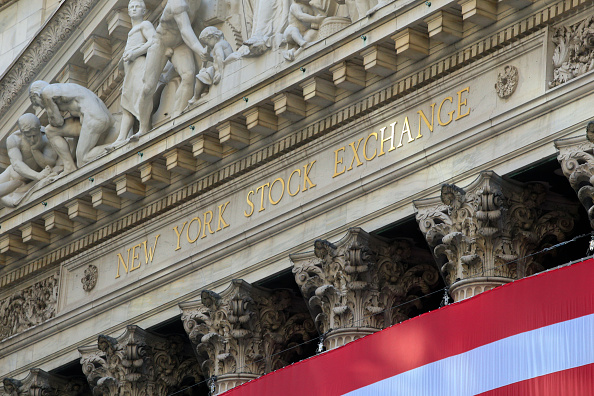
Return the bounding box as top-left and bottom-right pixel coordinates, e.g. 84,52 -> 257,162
0,0 -> 593,394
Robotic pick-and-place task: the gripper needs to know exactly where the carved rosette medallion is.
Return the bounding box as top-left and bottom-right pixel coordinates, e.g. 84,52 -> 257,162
79,325 -> 201,396
291,228 -> 440,350
180,280 -> 316,395
494,65 -> 518,99
555,123 -> 594,228
0,274 -> 58,340
81,265 -> 98,292
1,368 -> 87,396
414,171 -> 576,302
549,16 -> 594,88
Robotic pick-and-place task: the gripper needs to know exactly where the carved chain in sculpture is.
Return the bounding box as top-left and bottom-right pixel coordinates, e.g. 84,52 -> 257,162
79,325 -> 201,396
180,280 -> 316,395
1,368 -> 86,396
0,274 -> 58,340
291,228 -> 440,350
414,171 -> 576,301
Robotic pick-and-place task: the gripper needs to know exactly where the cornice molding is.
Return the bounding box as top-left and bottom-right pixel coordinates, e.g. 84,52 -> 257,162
0,0 -> 99,115
0,0 -> 591,290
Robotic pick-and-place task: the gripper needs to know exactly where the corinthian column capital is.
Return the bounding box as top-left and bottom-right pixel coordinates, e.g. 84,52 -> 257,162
180,280 -> 315,395
291,227 -> 440,350
2,368 -> 86,396
79,325 -> 200,396
414,171 -> 576,301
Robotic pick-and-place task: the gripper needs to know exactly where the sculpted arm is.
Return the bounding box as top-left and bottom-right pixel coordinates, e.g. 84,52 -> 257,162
31,141 -> 58,169
41,88 -> 65,127
290,3 -> 324,24
173,11 -> 206,57
7,135 -> 43,181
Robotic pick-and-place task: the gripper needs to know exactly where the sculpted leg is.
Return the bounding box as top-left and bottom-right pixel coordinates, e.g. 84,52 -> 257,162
107,110 -> 134,152
137,42 -> 169,137
170,45 -> 196,117
45,122 -> 79,175
0,167 -> 24,197
76,118 -> 110,167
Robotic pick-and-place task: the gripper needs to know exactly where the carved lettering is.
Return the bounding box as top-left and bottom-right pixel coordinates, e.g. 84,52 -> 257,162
397,118 -> 413,148
216,201 -> 231,231
245,190 -> 255,217
302,161 -> 316,191
333,147 -> 346,178
173,221 -> 188,251
143,235 -> 160,264
455,87 -> 470,120
347,138 -> 364,171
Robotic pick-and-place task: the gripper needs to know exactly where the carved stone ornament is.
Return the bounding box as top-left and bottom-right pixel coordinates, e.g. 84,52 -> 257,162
1,368 -> 87,396
549,16 -> 594,88
290,228 -> 440,350
79,325 -> 201,396
81,265 -> 98,292
0,0 -> 98,117
494,65 -> 518,99
180,280 -> 316,395
0,274 -> 58,340
555,121 -> 594,228
414,171 -> 576,302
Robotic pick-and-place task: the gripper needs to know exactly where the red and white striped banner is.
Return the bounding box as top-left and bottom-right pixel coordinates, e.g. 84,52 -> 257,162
222,258 -> 594,396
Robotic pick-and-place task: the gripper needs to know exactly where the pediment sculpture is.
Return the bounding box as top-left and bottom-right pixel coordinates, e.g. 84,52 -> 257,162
0,0 -> 385,208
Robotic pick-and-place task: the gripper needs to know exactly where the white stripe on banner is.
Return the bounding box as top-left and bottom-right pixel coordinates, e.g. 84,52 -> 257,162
344,313 -> 594,396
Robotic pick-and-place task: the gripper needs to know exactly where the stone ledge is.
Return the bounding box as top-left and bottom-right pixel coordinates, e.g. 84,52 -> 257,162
0,0 -> 590,288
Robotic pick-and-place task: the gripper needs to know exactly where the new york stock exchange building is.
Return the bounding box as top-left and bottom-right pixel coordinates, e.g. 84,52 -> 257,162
1,0 -> 594,394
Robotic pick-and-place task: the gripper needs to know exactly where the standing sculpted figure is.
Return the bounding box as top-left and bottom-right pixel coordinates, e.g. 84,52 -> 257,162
188,26 -> 234,106
109,0 -> 156,150
0,114 -> 61,207
29,81 -> 114,176
136,0 -> 206,138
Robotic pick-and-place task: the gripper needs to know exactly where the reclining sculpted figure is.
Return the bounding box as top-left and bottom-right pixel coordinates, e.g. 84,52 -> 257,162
0,113 -> 62,207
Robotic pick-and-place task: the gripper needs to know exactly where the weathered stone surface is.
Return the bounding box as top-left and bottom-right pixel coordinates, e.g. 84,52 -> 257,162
79,325 -> 201,396
180,280 -> 315,394
0,274 -> 58,340
291,228 -> 440,349
414,171 -> 576,301
1,368 -> 86,396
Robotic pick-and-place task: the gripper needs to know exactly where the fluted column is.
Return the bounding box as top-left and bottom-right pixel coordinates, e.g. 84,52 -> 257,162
556,122 -> 594,229
291,228 -> 440,350
1,368 -> 87,395
79,325 -> 200,396
180,280 -> 316,395
414,171 -> 576,302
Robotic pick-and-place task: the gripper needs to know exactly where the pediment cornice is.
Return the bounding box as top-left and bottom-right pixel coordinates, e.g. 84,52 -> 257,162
0,0 -> 99,116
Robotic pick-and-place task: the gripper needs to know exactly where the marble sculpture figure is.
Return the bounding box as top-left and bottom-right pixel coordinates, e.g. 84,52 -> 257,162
0,114 -> 61,207
29,81 -> 114,176
110,0 -> 156,150
188,26 -> 234,106
282,0 -> 325,61
136,0 -> 206,138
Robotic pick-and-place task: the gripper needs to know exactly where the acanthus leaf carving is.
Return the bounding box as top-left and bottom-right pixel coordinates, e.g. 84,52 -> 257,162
0,274 -> 58,341
291,227 -> 440,349
180,280 -> 316,394
1,368 -> 87,396
414,171 -> 577,301
79,325 -> 201,396
549,16 -> 594,88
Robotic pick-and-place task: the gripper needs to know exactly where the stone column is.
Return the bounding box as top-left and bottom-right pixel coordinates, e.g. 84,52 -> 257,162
1,368 -> 87,395
180,280 -> 316,395
414,171 -> 576,302
79,325 -> 200,396
556,122 -> 594,229
291,228 -> 440,350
